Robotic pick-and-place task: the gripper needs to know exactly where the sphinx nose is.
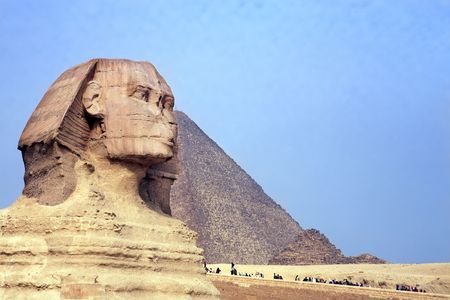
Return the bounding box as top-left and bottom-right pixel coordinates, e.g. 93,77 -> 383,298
163,109 -> 176,125
148,102 -> 162,116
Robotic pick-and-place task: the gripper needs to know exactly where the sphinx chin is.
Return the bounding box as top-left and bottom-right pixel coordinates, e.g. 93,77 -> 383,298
104,137 -> 174,165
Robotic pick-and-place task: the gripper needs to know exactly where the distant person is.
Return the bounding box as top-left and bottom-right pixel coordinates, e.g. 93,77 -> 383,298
231,267 -> 237,276
216,267 -> 221,274
230,262 -> 236,275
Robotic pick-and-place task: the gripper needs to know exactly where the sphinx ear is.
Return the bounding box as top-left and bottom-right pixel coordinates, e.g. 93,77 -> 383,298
82,81 -> 104,118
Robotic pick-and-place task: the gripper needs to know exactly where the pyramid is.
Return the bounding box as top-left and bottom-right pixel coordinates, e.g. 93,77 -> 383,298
170,112 -> 385,265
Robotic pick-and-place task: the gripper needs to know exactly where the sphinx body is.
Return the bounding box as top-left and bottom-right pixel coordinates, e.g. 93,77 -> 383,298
0,59 -> 219,299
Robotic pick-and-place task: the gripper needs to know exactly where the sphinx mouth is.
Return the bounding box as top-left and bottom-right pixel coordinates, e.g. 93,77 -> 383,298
105,136 -> 174,147
150,137 -> 174,147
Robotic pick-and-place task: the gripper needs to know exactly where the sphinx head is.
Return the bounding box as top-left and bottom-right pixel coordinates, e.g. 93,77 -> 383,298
18,59 -> 177,205
82,60 -> 176,164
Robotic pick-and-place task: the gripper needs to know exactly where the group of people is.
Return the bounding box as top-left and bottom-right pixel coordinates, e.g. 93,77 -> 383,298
204,263 -> 222,274
293,274 -> 428,293
273,273 -> 283,280
296,276 -> 363,287
205,263 -> 427,294
230,263 -> 265,278
396,284 -> 426,293
328,278 -> 364,287
296,276 -> 325,283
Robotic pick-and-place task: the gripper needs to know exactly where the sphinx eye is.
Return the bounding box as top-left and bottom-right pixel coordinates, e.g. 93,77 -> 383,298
132,86 -> 150,102
163,96 -> 174,111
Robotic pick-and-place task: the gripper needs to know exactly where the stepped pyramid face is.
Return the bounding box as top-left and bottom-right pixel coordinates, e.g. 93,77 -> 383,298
269,229 -> 386,265
170,111 -> 304,264
269,229 -> 349,265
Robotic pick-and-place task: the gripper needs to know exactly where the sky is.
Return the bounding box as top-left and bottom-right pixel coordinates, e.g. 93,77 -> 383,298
0,0 -> 449,264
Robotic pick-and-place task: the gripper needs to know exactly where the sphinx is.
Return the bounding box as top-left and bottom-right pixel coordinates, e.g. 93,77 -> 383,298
0,59 -> 219,299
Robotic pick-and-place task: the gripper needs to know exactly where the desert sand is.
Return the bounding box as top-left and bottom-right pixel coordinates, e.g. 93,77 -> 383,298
208,263 -> 450,297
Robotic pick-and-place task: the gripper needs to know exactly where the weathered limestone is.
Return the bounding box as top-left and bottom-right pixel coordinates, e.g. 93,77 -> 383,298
0,59 -> 219,299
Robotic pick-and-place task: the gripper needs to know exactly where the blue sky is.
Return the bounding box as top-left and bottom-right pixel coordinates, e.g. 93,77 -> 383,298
0,0 -> 449,263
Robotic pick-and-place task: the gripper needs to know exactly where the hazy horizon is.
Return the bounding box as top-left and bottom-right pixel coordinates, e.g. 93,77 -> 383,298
0,0 -> 449,264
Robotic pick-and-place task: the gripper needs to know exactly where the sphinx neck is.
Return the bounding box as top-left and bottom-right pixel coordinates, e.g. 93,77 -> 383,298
87,153 -> 147,201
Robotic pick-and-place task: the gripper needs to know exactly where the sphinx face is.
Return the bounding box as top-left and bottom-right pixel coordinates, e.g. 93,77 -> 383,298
17,59 -> 178,205
88,60 -> 176,164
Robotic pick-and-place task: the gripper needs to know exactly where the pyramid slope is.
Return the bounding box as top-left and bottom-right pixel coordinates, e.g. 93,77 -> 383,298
171,111 -> 303,264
